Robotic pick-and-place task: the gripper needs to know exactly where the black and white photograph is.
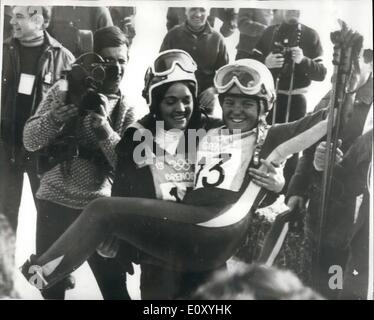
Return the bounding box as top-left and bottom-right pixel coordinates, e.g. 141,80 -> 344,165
0,0 -> 372,303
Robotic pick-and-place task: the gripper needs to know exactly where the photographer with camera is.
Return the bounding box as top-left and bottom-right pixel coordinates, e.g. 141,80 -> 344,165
253,9 -> 327,191
23,26 -> 134,300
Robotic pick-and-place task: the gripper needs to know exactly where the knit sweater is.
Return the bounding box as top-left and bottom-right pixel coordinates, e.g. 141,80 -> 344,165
23,80 -> 134,209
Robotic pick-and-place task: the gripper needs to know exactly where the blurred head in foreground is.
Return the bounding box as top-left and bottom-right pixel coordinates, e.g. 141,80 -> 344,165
0,213 -> 17,299
192,263 -> 324,300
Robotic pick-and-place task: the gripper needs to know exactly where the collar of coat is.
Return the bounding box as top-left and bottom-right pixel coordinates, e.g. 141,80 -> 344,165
182,21 -> 213,36
5,31 -> 64,50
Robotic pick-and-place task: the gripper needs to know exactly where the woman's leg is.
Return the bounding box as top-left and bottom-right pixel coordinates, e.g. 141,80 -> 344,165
36,200 -> 80,299
30,197 -> 229,287
36,200 -> 131,299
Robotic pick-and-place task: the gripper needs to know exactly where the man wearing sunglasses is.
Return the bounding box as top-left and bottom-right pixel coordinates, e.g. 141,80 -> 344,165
160,7 -> 229,116
22,26 -> 135,299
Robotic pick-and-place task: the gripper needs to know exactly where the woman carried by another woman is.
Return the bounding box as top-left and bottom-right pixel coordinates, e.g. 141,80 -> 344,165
21,56 -> 332,294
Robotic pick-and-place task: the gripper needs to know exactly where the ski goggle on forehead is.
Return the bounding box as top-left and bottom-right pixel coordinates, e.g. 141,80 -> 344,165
214,64 -> 263,95
152,50 -> 197,76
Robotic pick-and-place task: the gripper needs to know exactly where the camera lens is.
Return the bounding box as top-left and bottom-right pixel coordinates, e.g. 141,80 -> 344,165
92,65 -> 106,82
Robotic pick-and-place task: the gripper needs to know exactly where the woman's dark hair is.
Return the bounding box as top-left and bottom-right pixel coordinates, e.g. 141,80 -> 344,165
94,26 -> 129,57
148,80 -> 204,132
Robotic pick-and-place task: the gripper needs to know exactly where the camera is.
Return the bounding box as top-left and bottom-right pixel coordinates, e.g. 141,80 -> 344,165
271,23 -> 301,68
272,42 -> 293,62
66,52 -> 121,115
36,53 -> 119,175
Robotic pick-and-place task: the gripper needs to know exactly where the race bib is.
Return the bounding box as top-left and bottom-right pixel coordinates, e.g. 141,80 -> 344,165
150,154 -> 195,202
194,128 -> 256,192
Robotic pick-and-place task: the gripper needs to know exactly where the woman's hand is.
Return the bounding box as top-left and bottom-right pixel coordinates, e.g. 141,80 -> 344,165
313,139 -> 344,171
287,195 -> 306,211
248,159 -> 285,193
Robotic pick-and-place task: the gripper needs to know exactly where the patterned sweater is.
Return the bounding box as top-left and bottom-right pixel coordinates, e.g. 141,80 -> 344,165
23,80 -> 134,209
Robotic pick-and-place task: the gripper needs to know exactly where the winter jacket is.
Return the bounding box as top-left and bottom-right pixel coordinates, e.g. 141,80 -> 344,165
160,22 -> 229,94
1,31 -> 75,165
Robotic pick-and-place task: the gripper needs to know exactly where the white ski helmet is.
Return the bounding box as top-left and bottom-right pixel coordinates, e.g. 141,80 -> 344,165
214,59 -> 276,112
142,49 -> 198,106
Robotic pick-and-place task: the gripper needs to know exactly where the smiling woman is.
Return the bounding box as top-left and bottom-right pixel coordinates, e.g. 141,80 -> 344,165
107,50 -> 214,299
221,91 -> 259,132
159,82 -> 194,130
